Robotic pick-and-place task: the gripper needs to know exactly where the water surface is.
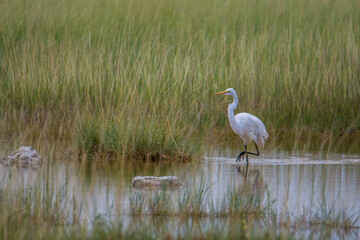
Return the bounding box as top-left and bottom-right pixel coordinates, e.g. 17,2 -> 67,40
1,145 -> 360,239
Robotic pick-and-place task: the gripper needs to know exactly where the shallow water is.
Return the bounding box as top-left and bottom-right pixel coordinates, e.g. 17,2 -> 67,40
1,146 -> 360,239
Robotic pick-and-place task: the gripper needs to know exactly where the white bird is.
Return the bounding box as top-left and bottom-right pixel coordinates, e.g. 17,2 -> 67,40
216,88 -> 268,163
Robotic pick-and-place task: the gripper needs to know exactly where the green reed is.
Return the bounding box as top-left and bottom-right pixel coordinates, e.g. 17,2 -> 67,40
1,0 -> 359,159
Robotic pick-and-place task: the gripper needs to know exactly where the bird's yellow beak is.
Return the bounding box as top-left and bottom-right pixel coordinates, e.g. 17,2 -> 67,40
216,90 -> 230,95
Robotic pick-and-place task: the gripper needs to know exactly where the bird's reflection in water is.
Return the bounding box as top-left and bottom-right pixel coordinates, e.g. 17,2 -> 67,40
236,164 -> 264,194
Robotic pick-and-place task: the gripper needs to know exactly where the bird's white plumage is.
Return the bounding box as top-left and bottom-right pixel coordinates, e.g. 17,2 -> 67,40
217,88 -> 268,147
233,113 -> 268,147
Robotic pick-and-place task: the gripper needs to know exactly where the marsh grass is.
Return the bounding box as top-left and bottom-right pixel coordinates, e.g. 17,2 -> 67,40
127,183 -> 359,234
128,183 -> 272,219
0,167 -> 358,239
1,0 -> 360,159
0,179 -> 82,239
177,182 -> 210,218
129,183 -> 210,217
71,218 -> 294,240
215,189 -> 274,218
294,197 -> 360,233
78,115 -> 197,161
303,208 -> 359,233
275,194 -> 360,236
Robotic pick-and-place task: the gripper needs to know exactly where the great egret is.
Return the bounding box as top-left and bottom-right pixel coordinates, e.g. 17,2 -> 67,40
216,88 -> 268,163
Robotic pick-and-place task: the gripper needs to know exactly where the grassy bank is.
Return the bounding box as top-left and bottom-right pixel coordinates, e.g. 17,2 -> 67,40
1,0 -> 359,159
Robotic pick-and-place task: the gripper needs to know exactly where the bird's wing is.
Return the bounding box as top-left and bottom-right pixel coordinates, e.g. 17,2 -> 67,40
235,113 -> 268,147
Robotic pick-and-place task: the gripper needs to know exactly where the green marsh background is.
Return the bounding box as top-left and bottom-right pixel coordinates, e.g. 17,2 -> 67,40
1,0 -> 359,158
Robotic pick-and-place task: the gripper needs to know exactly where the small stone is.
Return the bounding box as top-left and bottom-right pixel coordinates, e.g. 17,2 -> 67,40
132,176 -> 182,189
2,146 -> 42,167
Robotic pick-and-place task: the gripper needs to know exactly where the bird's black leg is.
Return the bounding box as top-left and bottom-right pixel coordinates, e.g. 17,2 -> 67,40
245,145 -> 249,164
237,143 -> 260,163
246,143 -> 260,157
236,145 -> 247,162
244,143 -> 261,164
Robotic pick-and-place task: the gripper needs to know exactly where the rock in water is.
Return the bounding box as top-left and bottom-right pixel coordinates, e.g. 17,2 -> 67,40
2,146 -> 42,166
132,176 -> 182,189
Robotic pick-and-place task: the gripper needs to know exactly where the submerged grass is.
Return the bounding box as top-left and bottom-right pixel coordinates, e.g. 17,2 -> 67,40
1,0 -> 360,159
128,183 -> 274,220
216,189 -> 274,218
127,183 -> 359,237
0,180 -> 82,239
0,166 -> 358,239
289,195 -> 360,233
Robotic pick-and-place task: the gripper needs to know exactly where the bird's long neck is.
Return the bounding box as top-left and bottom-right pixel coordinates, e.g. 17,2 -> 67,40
228,93 -> 238,128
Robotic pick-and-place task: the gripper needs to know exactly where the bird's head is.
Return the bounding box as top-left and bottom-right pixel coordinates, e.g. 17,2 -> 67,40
216,88 -> 236,96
